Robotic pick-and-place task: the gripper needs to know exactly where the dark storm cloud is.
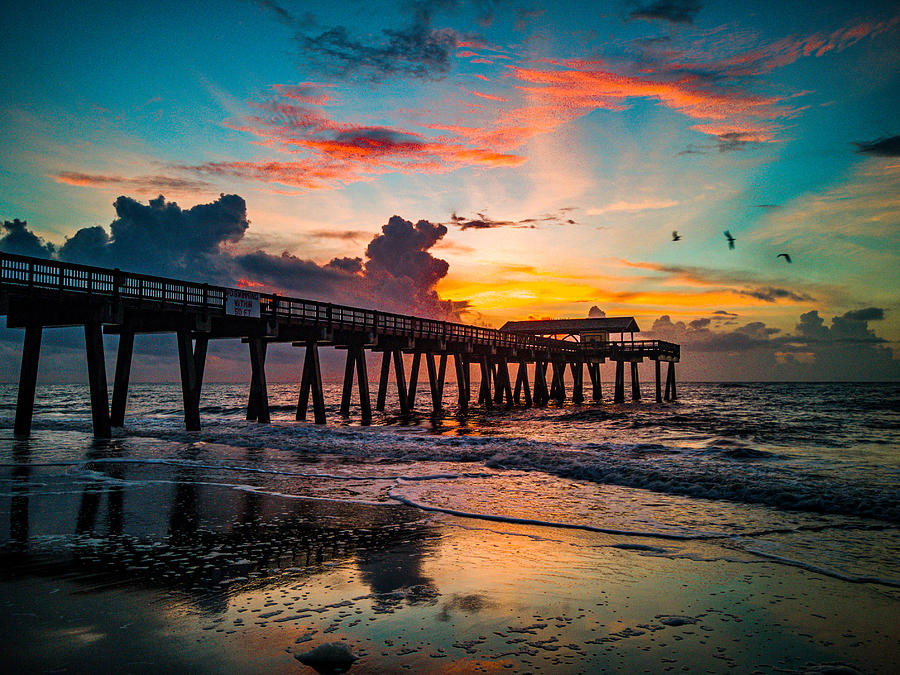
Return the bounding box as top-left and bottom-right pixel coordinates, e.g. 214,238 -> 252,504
853,135 -> 900,157
54,171 -> 212,193
58,226 -> 109,263
628,0 -> 702,24
3,194 -> 460,323
677,131 -> 764,155
514,6 -> 544,30
233,250 -> 355,290
677,145 -> 705,156
738,286 -> 814,303
649,308 -> 900,380
448,209 -> 577,230
450,213 -> 524,230
308,230 -> 369,242
327,256 -> 364,274
255,0 -> 301,25
0,219 -> 55,258
258,0 -> 486,81
366,216 -> 449,289
233,215 -> 456,318
624,261 -> 817,305
840,307 -> 884,322
716,132 -> 761,153
57,194 -> 249,282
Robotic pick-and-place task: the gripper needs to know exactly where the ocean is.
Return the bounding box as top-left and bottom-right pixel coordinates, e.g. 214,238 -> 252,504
1,380 -> 898,672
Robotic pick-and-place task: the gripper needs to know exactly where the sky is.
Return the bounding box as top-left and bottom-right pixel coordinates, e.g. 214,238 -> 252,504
1,0 -> 899,381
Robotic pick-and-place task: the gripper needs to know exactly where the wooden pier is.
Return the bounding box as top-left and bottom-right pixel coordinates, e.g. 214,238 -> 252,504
0,252 -> 680,437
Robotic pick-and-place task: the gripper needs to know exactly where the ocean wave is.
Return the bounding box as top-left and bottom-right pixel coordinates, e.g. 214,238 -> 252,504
13,415 -> 898,524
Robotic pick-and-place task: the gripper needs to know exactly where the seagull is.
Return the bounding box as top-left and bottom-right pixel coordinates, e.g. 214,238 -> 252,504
724,230 -> 735,249
777,253 -> 792,263
672,231 -> 681,241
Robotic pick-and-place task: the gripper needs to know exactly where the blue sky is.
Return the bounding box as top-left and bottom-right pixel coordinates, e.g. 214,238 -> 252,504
2,0 -> 899,380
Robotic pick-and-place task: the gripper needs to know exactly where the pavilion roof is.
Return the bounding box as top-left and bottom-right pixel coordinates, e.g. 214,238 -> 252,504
499,317 -> 640,335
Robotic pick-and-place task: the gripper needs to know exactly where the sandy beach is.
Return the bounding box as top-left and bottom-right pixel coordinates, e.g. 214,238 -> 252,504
3,423 -> 898,674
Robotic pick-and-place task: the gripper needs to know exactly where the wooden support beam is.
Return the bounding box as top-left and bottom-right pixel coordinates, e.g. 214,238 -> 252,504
631,361 -> 641,401
614,360 -> 625,404
340,348 -> 356,417
246,338 -> 269,423
297,341 -> 326,424
497,359 -> 513,407
479,355 -> 493,409
177,330 -> 201,431
514,361 -> 532,407
492,360 -> 504,405
14,324 -> 42,436
110,327 -> 133,428
84,322 -> 111,438
587,362 -> 602,402
655,360 -> 662,403
193,335 -> 208,407
425,353 -> 443,413
571,361 -> 584,404
550,361 -> 565,405
438,354 -> 447,394
392,349 -> 409,415
407,351 -> 421,411
340,345 -> 372,421
668,362 -> 677,401
455,354 -> 469,411
356,347 -> 372,423
376,351 -> 390,412
548,362 -> 559,400
533,360 -> 549,407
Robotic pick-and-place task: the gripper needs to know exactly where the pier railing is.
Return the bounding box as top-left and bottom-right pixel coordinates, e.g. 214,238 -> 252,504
0,251 -> 679,359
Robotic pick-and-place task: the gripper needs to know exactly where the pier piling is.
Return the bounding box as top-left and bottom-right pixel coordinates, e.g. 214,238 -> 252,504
297,341 -> 326,424
14,324 -> 42,436
614,360 -> 625,404
84,322 -> 111,438
631,361 -> 641,401
110,327 -> 133,428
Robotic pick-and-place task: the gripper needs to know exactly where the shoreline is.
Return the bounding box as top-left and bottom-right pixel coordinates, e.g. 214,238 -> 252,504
3,477 -> 898,673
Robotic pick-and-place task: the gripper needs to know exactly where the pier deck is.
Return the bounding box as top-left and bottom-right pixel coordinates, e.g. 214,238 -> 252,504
1,252 -> 679,436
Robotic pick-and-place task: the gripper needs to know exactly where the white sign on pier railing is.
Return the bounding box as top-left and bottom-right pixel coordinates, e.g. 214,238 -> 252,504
225,289 -> 261,317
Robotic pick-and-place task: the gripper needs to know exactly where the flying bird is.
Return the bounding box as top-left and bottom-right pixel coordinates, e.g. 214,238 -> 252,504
672,231 -> 681,241
777,253 -> 792,263
724,230 -> 735,249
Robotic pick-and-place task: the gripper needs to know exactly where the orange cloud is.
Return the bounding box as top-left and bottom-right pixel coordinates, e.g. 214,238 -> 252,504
53,171 -> 211,193
177,84 -> 527,189
70,15 -> 895,194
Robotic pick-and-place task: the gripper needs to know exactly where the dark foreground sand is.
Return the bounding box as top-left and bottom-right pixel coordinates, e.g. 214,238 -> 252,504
2,478 -> 898,674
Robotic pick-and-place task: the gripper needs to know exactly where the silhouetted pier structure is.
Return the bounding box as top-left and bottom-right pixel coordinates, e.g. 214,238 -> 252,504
1,252 -> 679,437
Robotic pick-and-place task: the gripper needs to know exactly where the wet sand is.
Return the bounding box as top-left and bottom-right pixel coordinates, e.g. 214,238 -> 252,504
3,474 -> 898,674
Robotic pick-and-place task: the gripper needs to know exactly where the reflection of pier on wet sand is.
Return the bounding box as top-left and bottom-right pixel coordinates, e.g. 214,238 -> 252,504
1,251 -> 679,437
1,439 -> 436,612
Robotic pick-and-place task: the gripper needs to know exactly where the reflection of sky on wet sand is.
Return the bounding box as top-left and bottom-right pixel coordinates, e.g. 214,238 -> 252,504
2,436 -> 898,673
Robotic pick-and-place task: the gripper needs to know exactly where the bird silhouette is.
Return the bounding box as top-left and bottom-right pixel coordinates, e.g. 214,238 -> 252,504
724,230 -> 735,249
672,231 -> 681,241
777,253 -> 792,263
